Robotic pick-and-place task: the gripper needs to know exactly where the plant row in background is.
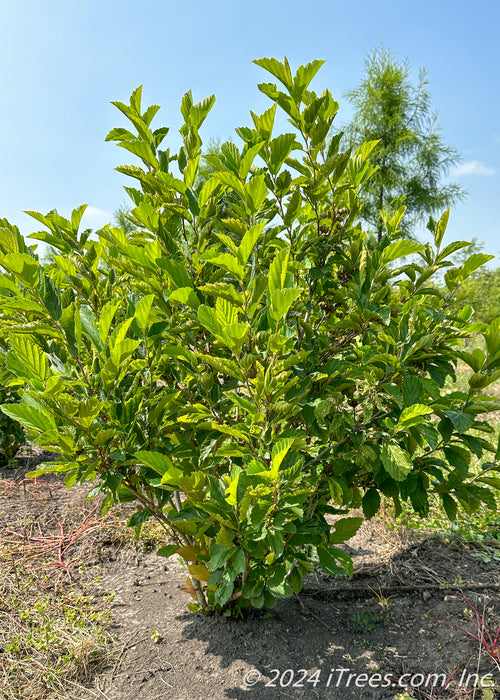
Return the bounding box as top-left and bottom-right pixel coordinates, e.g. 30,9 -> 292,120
1,57 -> 500,614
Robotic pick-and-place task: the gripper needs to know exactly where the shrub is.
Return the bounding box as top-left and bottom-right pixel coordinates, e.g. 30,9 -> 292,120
1,57 -> 500,613
0,381 -> 26,467
449,267 -> 500,325
0,226 -> 27,466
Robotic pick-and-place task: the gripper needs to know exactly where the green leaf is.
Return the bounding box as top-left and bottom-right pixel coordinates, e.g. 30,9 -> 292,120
135,451 -> 184,485
253,57 -> 293,92
168,287 -> 200,309
0,404 -> 55,433
267,532 -> 284,558
197,282 -> 244,306
212,171 -> 245,197
329,517 -> 363,544
433,208 -> 449,248
226,392 -> 257,416
382,382 -> 403,407
381,442 -> 413,481
362,489 -> 381,518
236,222 -> 265,265
157,544 -> 181,558
197,305 -> 220,335
244,174 -> 268,214
78,397 -> 102,427
198,177 -> 223,208
283,188 -> 301,226
441,493 -> 458,521
158,259 -> 193,288
403,376 -> 422,406
443,410 -> 474,434
197,354 -> 244,381
214,233 -> 238,255
39,274 -> 62,320
271,438 -> 295,473
184,155 -> 200,188
70,203 -> 88,232
470,348 -> 486,372
294,60 -> 325,95
269,288 -> 301,322
495,432 -> 500,461
188,94 -> 216,129
215,297 -> 238,328
379,240 -> 425,265
443,446 -> 469,476
134,294 -> 155,330
215,527 -> 235,547
60,304 -> 80,355
7,335 -> 50,388
1,253 -> 40,287
318,546 -> 354,577
435,240 -> 469,263
98,301 -> 120,344
223,322 -> 249,351
80,307 -> 102,349
249,105 -> 277,140
225,473 -> 240,506
269,133 -> 298,175
460,253 -> 494,280
207,544 -> 233,570
418,423 -> 440,450
397,404 -> 432,428
110,338 -> 140,365
469,370 -> 500,390
205,253 -> 245,279
117,139 -> 159,168
269,247 -> 289,293
457,348 -> 485,372
239,141 -> 265,179
477,476 -> 500,489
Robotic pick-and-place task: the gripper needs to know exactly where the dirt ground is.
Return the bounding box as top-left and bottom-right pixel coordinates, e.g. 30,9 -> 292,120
1,455 -> 499,700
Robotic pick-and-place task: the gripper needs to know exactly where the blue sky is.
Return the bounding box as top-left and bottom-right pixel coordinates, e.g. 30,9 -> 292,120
1,0 -> 498,257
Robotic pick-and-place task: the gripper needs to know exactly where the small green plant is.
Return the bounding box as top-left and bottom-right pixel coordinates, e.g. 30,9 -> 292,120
368,585 -> 394,613
150,629 -> 163,643
1,57 -> 500,615
482,680 -> 495,700
351,611 -> 378,633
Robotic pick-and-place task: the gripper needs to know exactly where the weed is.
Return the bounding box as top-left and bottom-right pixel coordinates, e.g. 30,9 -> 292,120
351,611 -> 379,633
436,594 -> 500,670
150,629 -> 163,644
368,585 -> 394,613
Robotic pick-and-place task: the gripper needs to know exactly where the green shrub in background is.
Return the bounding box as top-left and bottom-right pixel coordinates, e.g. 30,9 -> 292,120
0,240 -> 26,466
450,268 -> 500,325
1,57 -> 500,614
0,380 -> 25,467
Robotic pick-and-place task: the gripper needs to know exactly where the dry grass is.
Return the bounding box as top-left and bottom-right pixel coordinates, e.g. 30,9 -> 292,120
0,479 -> 123,700
0,551 -> 113,699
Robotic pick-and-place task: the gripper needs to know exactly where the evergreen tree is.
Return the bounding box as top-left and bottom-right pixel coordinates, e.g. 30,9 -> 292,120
345,46 -> 466,239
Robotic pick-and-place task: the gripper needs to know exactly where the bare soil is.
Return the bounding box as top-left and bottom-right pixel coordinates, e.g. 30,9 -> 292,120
1,454 -> 499,700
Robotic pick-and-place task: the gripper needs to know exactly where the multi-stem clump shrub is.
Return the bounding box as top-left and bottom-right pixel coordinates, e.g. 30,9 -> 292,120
1,58 -> 500,613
